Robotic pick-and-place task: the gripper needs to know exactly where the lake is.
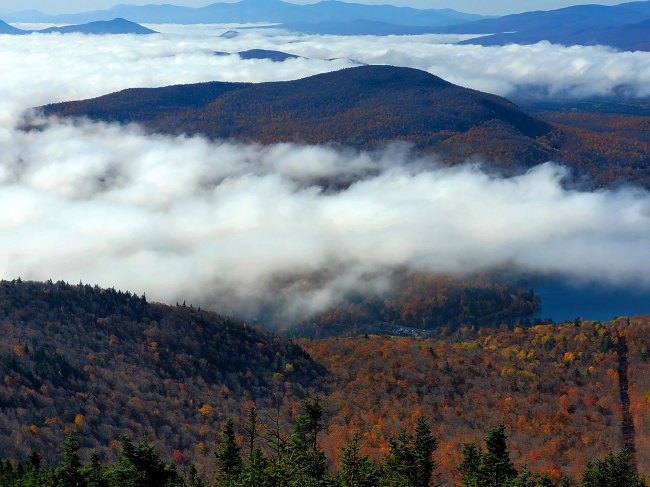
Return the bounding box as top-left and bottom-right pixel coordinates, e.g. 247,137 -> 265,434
531,279 -> 650,323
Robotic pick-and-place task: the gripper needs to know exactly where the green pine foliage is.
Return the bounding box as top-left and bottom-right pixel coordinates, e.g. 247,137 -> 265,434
579,448 -> 646,487
0,422 -> 646,487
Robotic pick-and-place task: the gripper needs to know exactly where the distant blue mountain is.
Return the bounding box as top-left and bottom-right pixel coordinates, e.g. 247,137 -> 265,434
0,0 -> 484,27
439,2 -> 650,50
0,18 -> 156,35
0,18 -> 24,34
38,18 -> 157,35
214,49 -> 303,61
440,3 -> 650,34
458,18 -> 650,51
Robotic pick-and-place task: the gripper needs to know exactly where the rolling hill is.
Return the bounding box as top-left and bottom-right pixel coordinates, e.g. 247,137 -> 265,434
38,65 -> 650,187
0,17 -> 156,35
0,279 -> 323,466
37,18 -> 158,35
39,65 -> 551,163
0,279 -> 648,483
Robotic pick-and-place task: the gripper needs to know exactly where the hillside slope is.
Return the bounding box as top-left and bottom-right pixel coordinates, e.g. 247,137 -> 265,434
39,65 -> 650,187
40,65 -> 552,167
0,279 -> 323,465
0,280 -> 649,482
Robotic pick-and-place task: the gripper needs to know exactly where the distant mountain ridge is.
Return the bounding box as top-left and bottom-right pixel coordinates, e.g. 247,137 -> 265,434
38,64 -> 650,188
439,1 -> 650,50
0,18 -> 22,34
39,64 -> 550,149
214,49 -> 303,62
0,17 -> 156,35
0,0 -> 484,26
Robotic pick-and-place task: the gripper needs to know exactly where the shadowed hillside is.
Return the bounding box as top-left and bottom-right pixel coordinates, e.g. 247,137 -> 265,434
39,65 -> 650,187
0,279 -> 323,466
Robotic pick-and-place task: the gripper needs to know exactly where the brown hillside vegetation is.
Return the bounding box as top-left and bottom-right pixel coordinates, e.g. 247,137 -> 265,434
0,280 -> 649,484
298,317 -> 650,484
0,279 -> 322,470
38,65 -> 650,188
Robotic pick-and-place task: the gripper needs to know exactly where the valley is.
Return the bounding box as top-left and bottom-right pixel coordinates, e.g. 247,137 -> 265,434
0,0 -> 650,485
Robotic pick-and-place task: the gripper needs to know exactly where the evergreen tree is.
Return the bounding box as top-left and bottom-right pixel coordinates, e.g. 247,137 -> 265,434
263,397 -> 299,487
579,448 -> 647,487
105,435 -> 181,487
536,473 -> 556,487
57,430 -> 86,487
23,449 -> 43,487
479,424 -> 517,487
289,396 -> 327,484
458,443 -> 481,487
560,475 -> 572,487
338,431 -> 382,487
82,451 -> 108,487
507,461 -> 535,487
413,415 -> 439,487
215,418 -> 244,486
188,464 -> 206,487
239,446 -> 270,487
243,407 -> 260,463
384,415 -> 439,487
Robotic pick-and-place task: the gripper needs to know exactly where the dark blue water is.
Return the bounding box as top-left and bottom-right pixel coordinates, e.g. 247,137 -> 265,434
531,280 -> 650,323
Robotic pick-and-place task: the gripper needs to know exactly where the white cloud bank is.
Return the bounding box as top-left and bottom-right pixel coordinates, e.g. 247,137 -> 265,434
0,27 -> 649,315
3,119 -> 650,313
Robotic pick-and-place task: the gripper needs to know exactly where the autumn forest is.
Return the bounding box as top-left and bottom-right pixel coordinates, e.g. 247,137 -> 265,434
0,279 -> 648,486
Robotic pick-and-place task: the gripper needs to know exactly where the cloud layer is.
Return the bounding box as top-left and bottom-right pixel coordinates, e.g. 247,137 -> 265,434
1,26 -> 650,316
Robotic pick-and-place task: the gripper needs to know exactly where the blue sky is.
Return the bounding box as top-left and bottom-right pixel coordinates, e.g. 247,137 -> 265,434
0,0 -> 627,16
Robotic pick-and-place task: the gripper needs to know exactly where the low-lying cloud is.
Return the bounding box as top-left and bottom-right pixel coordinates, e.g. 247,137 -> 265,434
3,117 -> 650,317
1,26 -> 650,318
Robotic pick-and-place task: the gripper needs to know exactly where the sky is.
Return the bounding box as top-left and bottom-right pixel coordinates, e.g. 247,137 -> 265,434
1,25 -> 650,321
0,0 -> 628,16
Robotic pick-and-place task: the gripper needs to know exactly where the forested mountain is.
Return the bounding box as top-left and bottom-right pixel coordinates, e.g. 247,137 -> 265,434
39,65 -> 650,188
0,279 -> 648,485
0,279 -> 322,468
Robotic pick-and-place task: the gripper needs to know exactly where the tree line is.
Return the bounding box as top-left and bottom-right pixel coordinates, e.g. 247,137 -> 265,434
0,396 -> 645,487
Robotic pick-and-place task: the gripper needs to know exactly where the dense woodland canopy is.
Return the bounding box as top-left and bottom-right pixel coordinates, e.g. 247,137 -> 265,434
38,65 -> 650,189
0,280 -> 649,485
285,272 -> 540,338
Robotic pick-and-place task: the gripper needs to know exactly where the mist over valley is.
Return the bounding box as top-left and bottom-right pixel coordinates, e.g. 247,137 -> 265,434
0,7 -> 650,485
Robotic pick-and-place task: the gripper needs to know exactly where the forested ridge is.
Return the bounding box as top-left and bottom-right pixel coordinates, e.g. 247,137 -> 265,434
0,279 -> 649,485
285,272 -> 540,338
38,65 -> 650,188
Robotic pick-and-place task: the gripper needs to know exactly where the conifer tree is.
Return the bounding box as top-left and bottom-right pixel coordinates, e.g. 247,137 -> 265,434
215,418 -> 244,486
188,464 -> 206,487
57,430 -> 86,487
458,443 -> 481,487
384,415 -> 439,487
240,446 -> 270,487
479,423 -> 517,487
579,448 -> 647,487
82,451 -> 107,487
289,396 -> 327,484
536,473 -> 556,487
338,431 -> 382,487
